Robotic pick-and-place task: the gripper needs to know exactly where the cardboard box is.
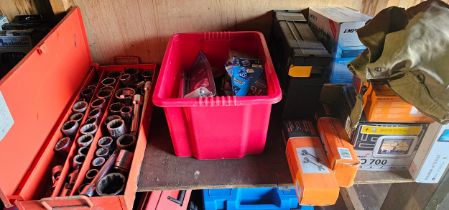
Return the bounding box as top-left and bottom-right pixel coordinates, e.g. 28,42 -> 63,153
308,7 -> 371,58
0,16 -> 9,30
329,56 -> 355,84
363,83 -> 433,123
409,122 -> 449,183
317,117 -> 359,187
286,137 -> 340,206
320,84 -> 430,171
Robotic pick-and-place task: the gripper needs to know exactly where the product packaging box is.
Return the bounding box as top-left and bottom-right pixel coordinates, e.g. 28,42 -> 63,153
283,120 -> 339,206
329,57 -> 356,84
409,122 -> 449,183
308,7 -> 371,58
363,83 -> 433,123
320,84 -> 429,171
317,117 -> 359,187
286,137 -> 340,206
0,16 -> 9,30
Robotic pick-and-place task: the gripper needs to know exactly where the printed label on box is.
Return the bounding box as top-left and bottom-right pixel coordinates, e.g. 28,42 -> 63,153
360,125 -> 422,135
0,92 -> 14,141
297,147 -> 329,173
338,147 -> 352,160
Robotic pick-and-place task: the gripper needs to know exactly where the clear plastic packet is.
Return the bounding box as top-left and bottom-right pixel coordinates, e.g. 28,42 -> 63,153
184,51 -> 217,98
225,51 -> 265,96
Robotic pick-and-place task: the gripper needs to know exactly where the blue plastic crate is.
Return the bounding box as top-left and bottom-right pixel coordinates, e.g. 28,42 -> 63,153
203,187 -> 314,210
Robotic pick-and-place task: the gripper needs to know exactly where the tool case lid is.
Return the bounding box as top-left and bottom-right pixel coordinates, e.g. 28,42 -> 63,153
0,7 -> 91,200
275,11 -> 331,59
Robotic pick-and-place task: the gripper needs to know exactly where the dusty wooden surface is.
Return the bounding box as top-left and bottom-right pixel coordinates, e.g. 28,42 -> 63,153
342,184 -> 391,210
137,108 -> 416,191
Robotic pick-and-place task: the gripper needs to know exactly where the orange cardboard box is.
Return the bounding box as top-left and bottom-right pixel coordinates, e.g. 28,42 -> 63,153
363,84 -> 433,123
286,137 -> 340,206
317,117 -> 360,187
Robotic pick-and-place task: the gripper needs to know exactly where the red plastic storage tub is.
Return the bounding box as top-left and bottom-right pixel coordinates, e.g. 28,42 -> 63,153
153,32 -> 282,159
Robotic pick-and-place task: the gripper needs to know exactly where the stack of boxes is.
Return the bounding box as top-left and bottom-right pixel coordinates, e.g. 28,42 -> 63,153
308,7 -> 371,84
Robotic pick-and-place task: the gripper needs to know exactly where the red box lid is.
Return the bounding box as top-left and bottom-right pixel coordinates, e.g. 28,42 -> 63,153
0,7 -> 91,204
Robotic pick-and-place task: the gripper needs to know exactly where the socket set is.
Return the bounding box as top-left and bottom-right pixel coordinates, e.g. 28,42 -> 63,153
49,66 -> 154,198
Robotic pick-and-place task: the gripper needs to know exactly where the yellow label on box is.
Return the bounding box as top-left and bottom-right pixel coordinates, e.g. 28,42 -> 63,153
360,125 -> 422,135
288,65 -> 312,78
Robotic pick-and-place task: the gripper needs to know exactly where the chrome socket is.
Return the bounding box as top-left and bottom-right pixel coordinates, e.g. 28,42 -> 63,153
54,137 -> 72,155
72,154 -> 86,168
120,106 -> 133,124
116,134 -> 136,151
88,108 -> 102,119
115,150 -> 134,173
80,88 -> 94,100
115,88 -> 135,104
69,112 -> 84,124
107,119 -> 127,139
77,134 -> 94,147
85,116 -> 98,125
109,102 -> 123,115
80,123 -> 98,136
101,77 -> 116,87
78,146 -> 89,156
96,87 -> 113,99
85,169 -> 99,181
72,101 -> 88,113
61,120 -> 79,137
98,136 -> 114,149
90,98 -> 106,110
104,115 -> 122,128
95,147 -> 110,158
95,173 -> 126,196
92,157 -> 106,169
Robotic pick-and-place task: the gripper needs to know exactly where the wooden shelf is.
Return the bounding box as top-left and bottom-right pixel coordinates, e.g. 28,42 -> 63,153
137,108 -> 414,192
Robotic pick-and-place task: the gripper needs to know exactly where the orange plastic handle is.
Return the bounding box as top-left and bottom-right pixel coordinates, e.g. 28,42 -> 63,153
113,56 -> 141,64
39,195 -> 94,209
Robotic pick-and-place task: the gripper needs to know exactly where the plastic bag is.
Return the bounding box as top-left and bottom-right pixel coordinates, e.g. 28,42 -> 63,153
184,51 -> 217,98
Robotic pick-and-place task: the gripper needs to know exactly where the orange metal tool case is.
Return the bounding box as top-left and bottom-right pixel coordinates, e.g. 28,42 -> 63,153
0,7 -> 156,209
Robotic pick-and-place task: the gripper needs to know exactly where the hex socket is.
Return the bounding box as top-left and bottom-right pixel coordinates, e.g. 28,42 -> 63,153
72,154 -> 86,168
96,173 -> 126,196
54,137 -> 72,155
107,71 -> 121,78
77,134 -> 94,147
101,77 -> 116,87
116,134 -> 136,150
109,102 -> 123,115
61,120 -> 79,137
88,108 -> 102,119
85,116 -> 98,125
124,68 -> 139,76
104,115 -> 122,128
107,119 -> 127,139
90,98 -> 106,110
92,157 -> 106,168
119,73 -> 131,86
52,165 -> 62,183
115,88 -> 136,104
85,169 -> 99,181
80,88 -> 94,100
86,84 -> 97,90
120,106 -> 133,123
69,112 -> 84,124
72,101 -> 88,113
96,88 -> 113,99
95,147 -> 110,158
78,146 -> 89,156
98,136 -> 114,149
115,150 -> 134,173
80,123 -> 98,136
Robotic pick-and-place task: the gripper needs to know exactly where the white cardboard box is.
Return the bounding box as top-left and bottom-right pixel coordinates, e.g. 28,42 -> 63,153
308,7 -> 371,58
409,122 -> 449,183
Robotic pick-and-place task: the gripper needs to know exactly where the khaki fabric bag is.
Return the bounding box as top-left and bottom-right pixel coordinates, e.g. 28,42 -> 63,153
348,0 -> 449,127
